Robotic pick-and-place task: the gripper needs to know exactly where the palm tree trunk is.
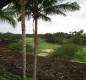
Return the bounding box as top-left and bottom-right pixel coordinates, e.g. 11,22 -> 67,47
20,0 -> 26,80
33,18 -> 38,80
33,19 -> 35,34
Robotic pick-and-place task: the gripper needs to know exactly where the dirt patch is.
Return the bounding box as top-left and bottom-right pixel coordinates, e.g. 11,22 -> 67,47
38,49 -> 53,56
0,41 -> 86,80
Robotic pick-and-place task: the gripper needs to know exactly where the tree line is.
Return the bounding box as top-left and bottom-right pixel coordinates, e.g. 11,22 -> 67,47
39,30 -> 86,45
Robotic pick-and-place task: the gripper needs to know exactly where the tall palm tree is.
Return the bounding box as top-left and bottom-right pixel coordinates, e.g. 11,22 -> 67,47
6,1 -> 30,80
26,0 -> 80,80
5,1 -> 27,79
7,1 -> 80,80
0,7 -> 16,27
19,0 -> 27,80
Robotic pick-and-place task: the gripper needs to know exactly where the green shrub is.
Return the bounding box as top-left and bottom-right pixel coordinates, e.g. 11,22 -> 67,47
48,44 -> 82,60
73,52 -> 86,62
44,33 -> 63,44
0,72 -> 32,80
0,76 -> 7,80
0,72 -> 20,80
9,42 -> 33,54
0,32 -> 21,42
71,35 -> 86,45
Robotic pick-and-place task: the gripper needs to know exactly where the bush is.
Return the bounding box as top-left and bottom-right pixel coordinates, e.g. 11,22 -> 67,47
0,32 -> 21,42
9,42 -> 33,54
44,33 -> 63,44
0,72 -> 20,80
0,72 -> 32,80
48,44 -> 82,60
73,51 -> 86,62
71,35 -> 86,45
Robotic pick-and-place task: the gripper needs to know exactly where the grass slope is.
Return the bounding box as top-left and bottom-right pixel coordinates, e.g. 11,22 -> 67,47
26,37 -> 60,49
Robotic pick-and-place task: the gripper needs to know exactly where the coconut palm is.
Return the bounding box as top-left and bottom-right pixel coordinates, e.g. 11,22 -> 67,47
7,0 -> 80,80
26,0 -> 80,80
19,0 -> 27,80
6,1 -> 28,79
0,7 -> 16,27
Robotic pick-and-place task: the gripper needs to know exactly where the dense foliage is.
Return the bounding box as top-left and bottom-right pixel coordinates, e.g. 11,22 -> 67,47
9,41 -> 33,54
41,30 -> 86,45
1,30 -> 86,46
0,32 -> 21,42
48,44 -> 83,60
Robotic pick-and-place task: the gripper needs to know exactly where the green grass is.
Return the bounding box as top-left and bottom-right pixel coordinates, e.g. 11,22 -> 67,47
26,37 -> 60,49
26,37 -> 86,63
73,45 -> 86,63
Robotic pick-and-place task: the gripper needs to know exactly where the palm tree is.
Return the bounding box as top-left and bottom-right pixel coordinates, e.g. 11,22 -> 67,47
7,1 -> 80,80
0,7 -> 16,27
19,0 -> 27,80
26,0 -> 80,80
4,1 -> 27,79
6,1 -> 28,79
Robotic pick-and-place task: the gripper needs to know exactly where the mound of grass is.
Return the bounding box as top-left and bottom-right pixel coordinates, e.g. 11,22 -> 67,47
48,44 -> 83,60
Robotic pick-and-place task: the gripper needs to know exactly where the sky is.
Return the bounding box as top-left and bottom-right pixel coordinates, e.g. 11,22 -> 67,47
0,0 -> 86,34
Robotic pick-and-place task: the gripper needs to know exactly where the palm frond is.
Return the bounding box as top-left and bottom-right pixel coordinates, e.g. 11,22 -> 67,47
55,2 -> 80,12
43,5 -> 66,16
39,13 -> 51,21
0,9 -> 16,27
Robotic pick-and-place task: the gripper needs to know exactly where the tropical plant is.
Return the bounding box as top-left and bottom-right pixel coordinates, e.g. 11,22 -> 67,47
0,0 -> 28,80
0,6 -> 16,27
7,0 -> 80,80
19,0 -> 27,80
26,1 -> 80,80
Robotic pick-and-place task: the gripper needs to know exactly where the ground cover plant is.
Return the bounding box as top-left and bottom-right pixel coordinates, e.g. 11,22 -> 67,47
48,44 -> 86,62
0,72 -> 32,80
9,41 -> 34,54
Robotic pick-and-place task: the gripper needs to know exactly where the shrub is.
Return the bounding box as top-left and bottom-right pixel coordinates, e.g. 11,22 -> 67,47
0,72 -> 20,80
44,33 -> 62,44
73,52 -> 86,62
9,42 -> 33,54
0,32 -> 21,42
70,35 -> 86,45
48,44 -> 82,60
0,72 -> 32,80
